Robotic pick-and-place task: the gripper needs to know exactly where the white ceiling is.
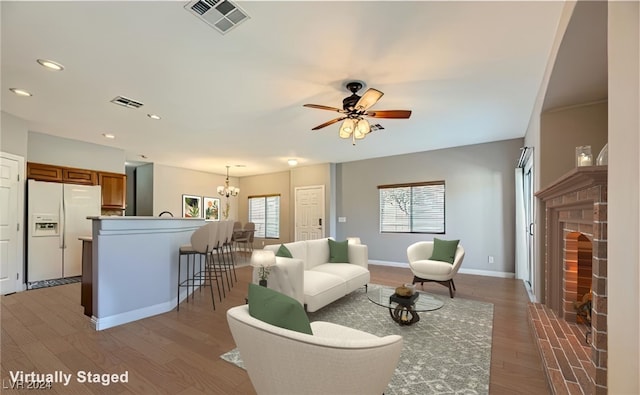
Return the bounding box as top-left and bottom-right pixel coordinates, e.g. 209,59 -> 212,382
1,1 -> 570,177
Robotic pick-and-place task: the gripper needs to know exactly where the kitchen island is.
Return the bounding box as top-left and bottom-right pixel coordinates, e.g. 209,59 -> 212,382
87,216 -> 204,330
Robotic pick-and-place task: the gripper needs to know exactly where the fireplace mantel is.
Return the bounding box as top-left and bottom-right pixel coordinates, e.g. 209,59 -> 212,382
537,165 -> 608,201
536,166 -> 608,201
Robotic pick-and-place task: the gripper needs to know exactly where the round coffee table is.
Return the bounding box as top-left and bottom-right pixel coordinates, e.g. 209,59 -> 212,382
367,287 -> 444,326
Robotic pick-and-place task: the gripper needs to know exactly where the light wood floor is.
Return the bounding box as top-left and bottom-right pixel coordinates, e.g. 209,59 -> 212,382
1,264 -> 550,394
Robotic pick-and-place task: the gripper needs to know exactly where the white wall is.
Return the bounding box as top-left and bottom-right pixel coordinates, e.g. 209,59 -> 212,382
0,111 -> 28,157
524,1 -> 577,302
607,1 -> 639,392
27,131 -> 125,173
337,138 -> 523,275
152,164 -> 236,219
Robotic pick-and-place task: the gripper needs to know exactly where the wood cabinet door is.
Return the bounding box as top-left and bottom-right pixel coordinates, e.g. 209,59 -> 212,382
63,168 -> 97,185
27,162 -> 63,182
98,172 -> 126,209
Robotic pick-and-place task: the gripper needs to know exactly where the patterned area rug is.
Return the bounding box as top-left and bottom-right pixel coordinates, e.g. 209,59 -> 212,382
221,284 -> 494,395
28,276 -> 81,290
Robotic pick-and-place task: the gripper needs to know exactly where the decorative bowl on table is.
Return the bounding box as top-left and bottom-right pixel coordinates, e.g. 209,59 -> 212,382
395,284 -> 416,298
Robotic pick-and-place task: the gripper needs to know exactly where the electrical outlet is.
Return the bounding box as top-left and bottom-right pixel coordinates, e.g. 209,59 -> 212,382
338,217 -> 346,223
488,256 -> 494,264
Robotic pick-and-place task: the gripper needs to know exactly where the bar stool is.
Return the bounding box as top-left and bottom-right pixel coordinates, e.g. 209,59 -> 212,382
222,220 -> 238,283
177,222 -> 219,310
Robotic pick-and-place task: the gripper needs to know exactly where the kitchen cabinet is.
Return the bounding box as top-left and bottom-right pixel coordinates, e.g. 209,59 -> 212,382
27,162 -> 63,182
62,168 -> 97,185
98,172 -> 126,209
27,162 -> 97,185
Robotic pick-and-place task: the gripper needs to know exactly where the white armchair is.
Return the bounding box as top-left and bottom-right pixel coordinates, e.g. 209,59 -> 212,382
227,304 -> 403,395
407,241 -> 465,298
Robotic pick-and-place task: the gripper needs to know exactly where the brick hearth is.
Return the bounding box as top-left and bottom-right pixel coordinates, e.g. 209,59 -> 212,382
528,303 -> 593,394
536,166 -> 607,394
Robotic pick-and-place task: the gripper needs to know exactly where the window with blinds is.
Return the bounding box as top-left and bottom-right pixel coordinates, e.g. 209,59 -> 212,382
248,194 -> 280,238
378,181 -> 445,233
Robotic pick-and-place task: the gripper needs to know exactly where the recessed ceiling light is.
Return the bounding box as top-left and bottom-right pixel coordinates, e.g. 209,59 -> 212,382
288,159 -> 298,166
37,59 -> 64,71
9,88 -> 32,97
147,114 -> 161,120
102,133 -> 115,139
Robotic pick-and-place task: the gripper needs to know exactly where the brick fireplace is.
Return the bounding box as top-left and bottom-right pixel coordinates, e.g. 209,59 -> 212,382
536,166 -> 607,394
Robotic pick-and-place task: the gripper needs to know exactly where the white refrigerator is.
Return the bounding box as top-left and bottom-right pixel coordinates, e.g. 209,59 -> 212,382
27,180 -> 101,283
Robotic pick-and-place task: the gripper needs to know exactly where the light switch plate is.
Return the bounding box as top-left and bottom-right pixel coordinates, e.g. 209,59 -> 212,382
338,217 -> 346,223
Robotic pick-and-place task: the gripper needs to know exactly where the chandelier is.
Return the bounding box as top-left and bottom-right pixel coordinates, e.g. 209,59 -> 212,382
217,166 -> 239,198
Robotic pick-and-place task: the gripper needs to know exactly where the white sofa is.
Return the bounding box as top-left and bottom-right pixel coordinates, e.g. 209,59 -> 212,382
227,304 -> 402,395
253,238 -> 369,312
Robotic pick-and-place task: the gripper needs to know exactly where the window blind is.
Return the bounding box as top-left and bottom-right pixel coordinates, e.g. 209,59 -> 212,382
248,195 -> 280,238
378,181 -> 445,233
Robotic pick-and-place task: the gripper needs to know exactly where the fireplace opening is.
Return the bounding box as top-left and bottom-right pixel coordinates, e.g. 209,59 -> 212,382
565,232 -> 594,344
563,232 -> 593,322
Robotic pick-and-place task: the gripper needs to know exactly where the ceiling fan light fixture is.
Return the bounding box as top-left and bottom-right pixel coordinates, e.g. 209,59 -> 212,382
339,119 -> 355,138
356,119 -> 371,135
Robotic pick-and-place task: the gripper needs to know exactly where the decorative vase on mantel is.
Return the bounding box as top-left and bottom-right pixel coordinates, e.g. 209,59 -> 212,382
596,143 -> 608,166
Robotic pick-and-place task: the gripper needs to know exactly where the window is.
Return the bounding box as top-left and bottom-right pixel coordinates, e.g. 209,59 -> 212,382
248,194 -> 280,238
378,181 -> 445,233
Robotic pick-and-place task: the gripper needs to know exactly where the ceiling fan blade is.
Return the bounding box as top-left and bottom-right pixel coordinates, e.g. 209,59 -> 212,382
366,110 -> 412,119
311,117 -> 347,130
355,88 -> 384,110
303,104 -> 346,113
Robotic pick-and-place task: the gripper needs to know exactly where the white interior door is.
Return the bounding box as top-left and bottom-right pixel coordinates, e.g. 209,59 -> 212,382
295,186 -> 325,241
0,154 -> 22,294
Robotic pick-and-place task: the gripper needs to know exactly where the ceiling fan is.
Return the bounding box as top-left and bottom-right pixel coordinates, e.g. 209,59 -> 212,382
303,81 -> 412,145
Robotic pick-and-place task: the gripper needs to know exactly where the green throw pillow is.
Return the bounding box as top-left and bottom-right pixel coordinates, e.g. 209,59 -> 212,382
275,244 -> 293,258
247,283 -> 313,335
328,239 -> 350,263
429,238 -> 460,264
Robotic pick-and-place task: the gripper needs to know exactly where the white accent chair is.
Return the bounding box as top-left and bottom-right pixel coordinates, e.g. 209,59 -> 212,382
407,241 -> 465,298
227,304 -> 403,395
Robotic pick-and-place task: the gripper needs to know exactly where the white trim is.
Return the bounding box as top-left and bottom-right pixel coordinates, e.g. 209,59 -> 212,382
368,260 -> 515,278
91,299 -> 177,331
91,287 -> 203,330
0,152 -> 25,294
369,260 -> 409,268
458,268 -> 515,279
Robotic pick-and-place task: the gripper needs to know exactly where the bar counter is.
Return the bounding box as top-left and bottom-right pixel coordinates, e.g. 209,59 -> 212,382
87,216 -> 204,330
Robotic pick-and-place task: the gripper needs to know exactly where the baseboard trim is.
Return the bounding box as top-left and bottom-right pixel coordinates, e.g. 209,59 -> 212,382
458,268 -> 515,279
369,260 -> 410,268
91,301 -> 175,331
369,260 -> 515,279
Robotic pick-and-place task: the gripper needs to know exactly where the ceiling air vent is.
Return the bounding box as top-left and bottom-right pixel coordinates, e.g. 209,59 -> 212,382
110,96 -> 144,109
185,0 -> 250,34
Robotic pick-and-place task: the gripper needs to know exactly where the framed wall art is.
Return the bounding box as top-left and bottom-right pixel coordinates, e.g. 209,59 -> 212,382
203,197 -> 220,221
182,195 -> 202,218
